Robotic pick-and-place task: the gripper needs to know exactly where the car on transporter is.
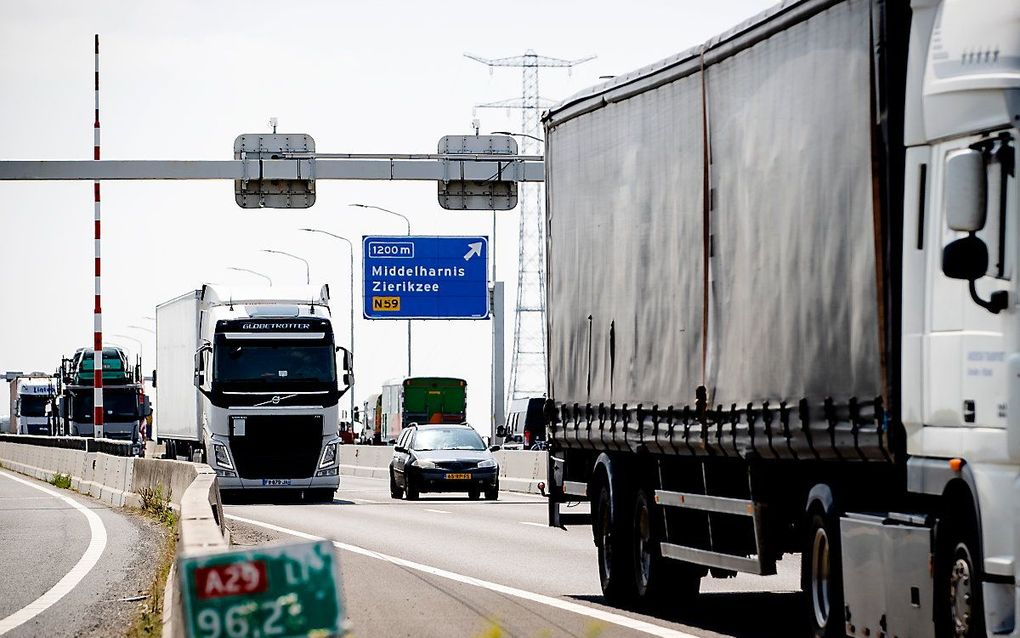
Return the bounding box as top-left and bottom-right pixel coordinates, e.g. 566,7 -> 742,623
388,424 -> 499,501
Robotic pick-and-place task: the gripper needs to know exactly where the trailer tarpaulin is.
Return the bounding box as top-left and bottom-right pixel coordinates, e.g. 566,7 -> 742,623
545,0 -> 882,416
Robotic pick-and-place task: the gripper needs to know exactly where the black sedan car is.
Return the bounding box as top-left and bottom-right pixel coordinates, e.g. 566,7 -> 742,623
389,424 -> 499,500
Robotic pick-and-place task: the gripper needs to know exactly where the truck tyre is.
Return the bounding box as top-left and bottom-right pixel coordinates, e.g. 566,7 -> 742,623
595,481 -> 637,604
631,487 -> 700,607
934,506 -> 986,638
389,470 -> 404,499
801,510 -> 845,638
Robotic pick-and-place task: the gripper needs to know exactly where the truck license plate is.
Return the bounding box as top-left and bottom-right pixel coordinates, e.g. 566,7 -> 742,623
445,473 -> 471,480
262,479 -> 292,486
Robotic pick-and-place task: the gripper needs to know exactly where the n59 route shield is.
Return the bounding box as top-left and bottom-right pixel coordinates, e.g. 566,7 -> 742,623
362,236 -> 489,320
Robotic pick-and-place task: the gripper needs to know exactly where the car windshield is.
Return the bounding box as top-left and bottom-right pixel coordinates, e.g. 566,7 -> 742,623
412,428 -> 485,451
214,342 -> 336,386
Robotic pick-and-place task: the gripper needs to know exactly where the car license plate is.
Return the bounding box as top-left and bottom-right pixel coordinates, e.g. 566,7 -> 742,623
445,473 -> 471,480
261,479 -> 292,486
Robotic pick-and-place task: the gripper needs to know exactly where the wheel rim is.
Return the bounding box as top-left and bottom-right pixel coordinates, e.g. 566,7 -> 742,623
636,500 -> 652,589
811,526 -> 831,628
949,542 -> 974,637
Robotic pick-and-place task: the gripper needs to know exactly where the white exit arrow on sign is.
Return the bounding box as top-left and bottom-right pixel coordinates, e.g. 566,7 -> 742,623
463,242 -> 483,261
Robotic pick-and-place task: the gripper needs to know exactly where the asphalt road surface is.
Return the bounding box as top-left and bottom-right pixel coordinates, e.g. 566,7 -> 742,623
226,475 -> 803,638
0,470 -> 164,638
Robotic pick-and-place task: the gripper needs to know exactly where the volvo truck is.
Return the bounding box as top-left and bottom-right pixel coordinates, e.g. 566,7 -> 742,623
543,1 -> 1020,636
155,285 -> 351,501
7,374 -> 57,434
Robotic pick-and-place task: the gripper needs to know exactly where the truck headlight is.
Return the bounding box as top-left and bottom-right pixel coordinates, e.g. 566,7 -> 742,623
319,443 -> 338,468
213,444 -> 233,469
477,459 -> 496,469
411,459 -> 436,469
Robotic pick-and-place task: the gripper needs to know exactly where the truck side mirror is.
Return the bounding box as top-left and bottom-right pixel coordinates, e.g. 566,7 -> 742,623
193,344 -> 210,387
337,347 -> 353,372
943,235 -> 1009,313
944,149 -> 987,232
151,369 -> 157,388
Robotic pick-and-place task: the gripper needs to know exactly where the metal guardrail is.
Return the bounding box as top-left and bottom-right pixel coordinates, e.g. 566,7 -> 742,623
0,433 -> 135,456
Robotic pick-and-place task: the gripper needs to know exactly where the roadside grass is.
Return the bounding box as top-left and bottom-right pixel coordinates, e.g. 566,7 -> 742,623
126,485 -> 179,638
140,485 -> 177,529
48,472 -> 72,489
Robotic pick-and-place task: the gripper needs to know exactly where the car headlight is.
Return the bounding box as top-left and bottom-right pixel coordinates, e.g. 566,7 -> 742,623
477,459 -> 497,469
319,443 -> 338,468
411,459 -> 436,469
213,444 -> 233,469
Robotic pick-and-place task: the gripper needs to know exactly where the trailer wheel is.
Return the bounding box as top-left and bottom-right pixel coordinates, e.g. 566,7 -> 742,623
595,482 -> 636,604
631,487 -> 700,606
934,504 -> 986,638
801,511 -> 845,638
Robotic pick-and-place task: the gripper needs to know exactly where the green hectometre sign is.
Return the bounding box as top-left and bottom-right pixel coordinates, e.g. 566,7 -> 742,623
179,540 -> 346,638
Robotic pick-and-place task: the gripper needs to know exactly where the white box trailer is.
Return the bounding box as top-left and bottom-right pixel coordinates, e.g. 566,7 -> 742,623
154,290 -> 201,442
155,284 -> 352,500
543,0 -> 1020,635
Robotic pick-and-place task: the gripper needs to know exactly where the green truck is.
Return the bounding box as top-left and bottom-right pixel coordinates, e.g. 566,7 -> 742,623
378,377 -> 467,444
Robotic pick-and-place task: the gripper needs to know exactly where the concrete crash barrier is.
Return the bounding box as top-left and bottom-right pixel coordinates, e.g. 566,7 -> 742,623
339,444 -> 549,495
0,440 -> 135,507
339,445 -> 396,480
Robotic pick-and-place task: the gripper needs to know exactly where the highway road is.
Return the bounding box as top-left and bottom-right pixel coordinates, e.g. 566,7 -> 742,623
226,475 -> 802,638
0,470 -> 165,638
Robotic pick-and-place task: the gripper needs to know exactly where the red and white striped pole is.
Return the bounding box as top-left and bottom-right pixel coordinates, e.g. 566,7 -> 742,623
93,34 -> 104,439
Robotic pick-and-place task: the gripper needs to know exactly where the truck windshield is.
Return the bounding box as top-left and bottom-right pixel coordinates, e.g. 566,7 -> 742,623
214,342 -> 336,388
19,396 -> 48,417
72,392 -> 139,422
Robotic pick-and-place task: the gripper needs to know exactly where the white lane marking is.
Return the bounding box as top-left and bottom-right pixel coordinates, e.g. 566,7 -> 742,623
0,472 -> 108,635
347,498 -> 380,504
424,508 -> 451,514
519,521 -> 547,528
225,513 -> 697,638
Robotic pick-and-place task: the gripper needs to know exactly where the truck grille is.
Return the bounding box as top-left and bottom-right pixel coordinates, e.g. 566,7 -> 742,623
229,414 -> 323,479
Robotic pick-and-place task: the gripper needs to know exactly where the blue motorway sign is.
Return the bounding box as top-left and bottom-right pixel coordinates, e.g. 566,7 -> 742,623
363,236 -> 489,319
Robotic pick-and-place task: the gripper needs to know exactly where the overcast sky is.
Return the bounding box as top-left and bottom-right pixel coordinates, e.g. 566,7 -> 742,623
0,0 -> 775,424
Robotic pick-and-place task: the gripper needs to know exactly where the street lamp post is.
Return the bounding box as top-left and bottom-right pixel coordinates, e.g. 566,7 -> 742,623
348,203 -> 412,378
261,249 -> 311,285
300,228 -> 356,432
226,267 -> 273,286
